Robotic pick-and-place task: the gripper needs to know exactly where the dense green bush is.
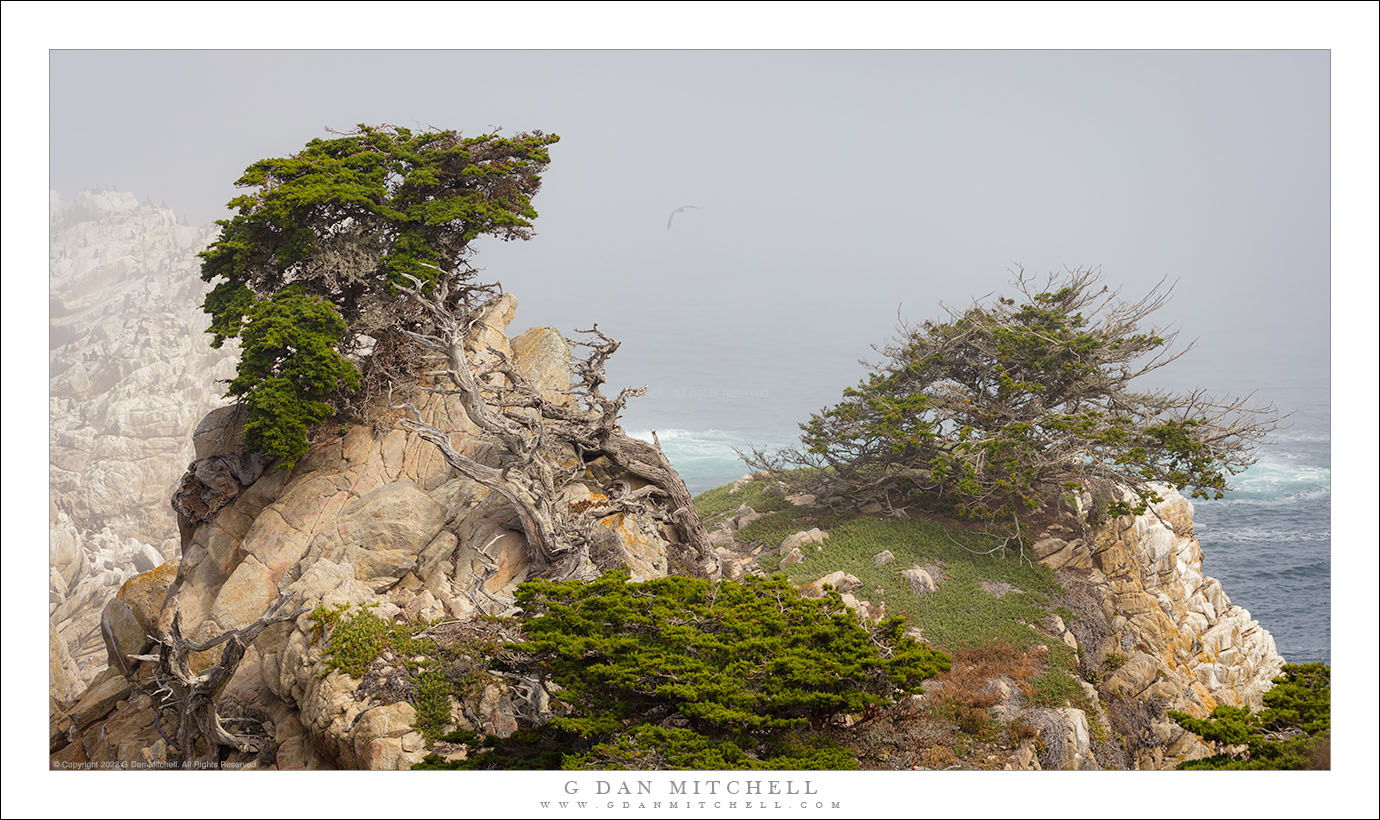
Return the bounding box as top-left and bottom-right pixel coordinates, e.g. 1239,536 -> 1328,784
199,124 -> 559,466
227,288 -> 360,467
1171,662 -> 1329,770
417,571 -> 949,770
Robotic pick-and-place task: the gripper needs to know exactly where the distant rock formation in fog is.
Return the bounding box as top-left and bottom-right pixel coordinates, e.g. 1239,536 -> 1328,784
49,190 -> 237,690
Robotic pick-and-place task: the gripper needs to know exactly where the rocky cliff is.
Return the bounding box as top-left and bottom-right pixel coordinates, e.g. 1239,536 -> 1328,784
50,297 -> 675,769
1031,489 -> 1285,768
54,435 -> 1284,772
49,191 -> 235,695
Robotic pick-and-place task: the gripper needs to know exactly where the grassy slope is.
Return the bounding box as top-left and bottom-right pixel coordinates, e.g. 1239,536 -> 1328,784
695,477 -> 1095,769
695,477 -> 1072,664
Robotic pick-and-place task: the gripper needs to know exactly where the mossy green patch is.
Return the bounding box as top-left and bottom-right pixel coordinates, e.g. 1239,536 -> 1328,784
697,478 -> 1097,768
1026,666 -> 1105,743
310,602 -> 437,677
1027,668 -> 1086,709
707,502 -> 1065,658
310,603 -> 500,743
735,507 -> 813,548
412,666 -> 456,740
691,477 -> 791,527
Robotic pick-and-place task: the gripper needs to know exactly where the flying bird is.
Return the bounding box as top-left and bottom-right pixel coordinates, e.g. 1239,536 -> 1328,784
666,204 -> 701,230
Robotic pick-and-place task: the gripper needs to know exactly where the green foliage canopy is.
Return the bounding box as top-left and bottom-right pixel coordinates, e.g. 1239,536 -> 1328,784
754,269 -> 1277,536
228,287 -> 361,467
198,124 -> 559,467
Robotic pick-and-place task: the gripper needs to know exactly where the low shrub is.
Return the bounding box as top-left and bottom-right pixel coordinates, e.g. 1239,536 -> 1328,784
424,570 -> 949,770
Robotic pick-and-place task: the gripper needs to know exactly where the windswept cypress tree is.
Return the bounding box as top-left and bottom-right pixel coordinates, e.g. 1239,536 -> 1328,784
746,269 -> 1281,549
199,124 -> 559,467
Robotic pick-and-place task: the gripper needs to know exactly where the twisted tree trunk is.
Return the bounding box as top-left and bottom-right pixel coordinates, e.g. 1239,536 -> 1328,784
392,275 -> 714,581
133,592 -> 303,768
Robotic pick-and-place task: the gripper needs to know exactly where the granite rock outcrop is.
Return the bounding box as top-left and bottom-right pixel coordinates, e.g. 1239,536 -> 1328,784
1035,488 -> 1285,768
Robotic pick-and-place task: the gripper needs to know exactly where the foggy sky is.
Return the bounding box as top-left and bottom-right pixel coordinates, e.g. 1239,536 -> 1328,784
50,49 -> 1330,435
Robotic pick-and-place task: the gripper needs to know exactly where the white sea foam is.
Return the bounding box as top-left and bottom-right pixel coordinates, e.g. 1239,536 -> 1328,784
1197,486 -> 1332,508
1272,430 -> 1331,443
629,428 -> 744,458
627,428 -> 797,461
1226,451 -> 1330,496
1192,524 -> 1331,544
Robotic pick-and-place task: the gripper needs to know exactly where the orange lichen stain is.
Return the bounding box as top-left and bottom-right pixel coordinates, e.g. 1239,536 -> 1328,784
117,560 -> 178,600
598,513 -> 654,547
570,493 -> 610,514
1190,681 -> 1217,713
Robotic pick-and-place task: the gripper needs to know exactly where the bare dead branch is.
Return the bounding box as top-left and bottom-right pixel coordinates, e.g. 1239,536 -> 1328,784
387,276 -> 715,589
144,591 -> 304,768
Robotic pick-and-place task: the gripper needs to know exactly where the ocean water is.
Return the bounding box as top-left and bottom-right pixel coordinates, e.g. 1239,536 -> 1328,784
630,378 -> 1331,665
1188,384 -> 1331,665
